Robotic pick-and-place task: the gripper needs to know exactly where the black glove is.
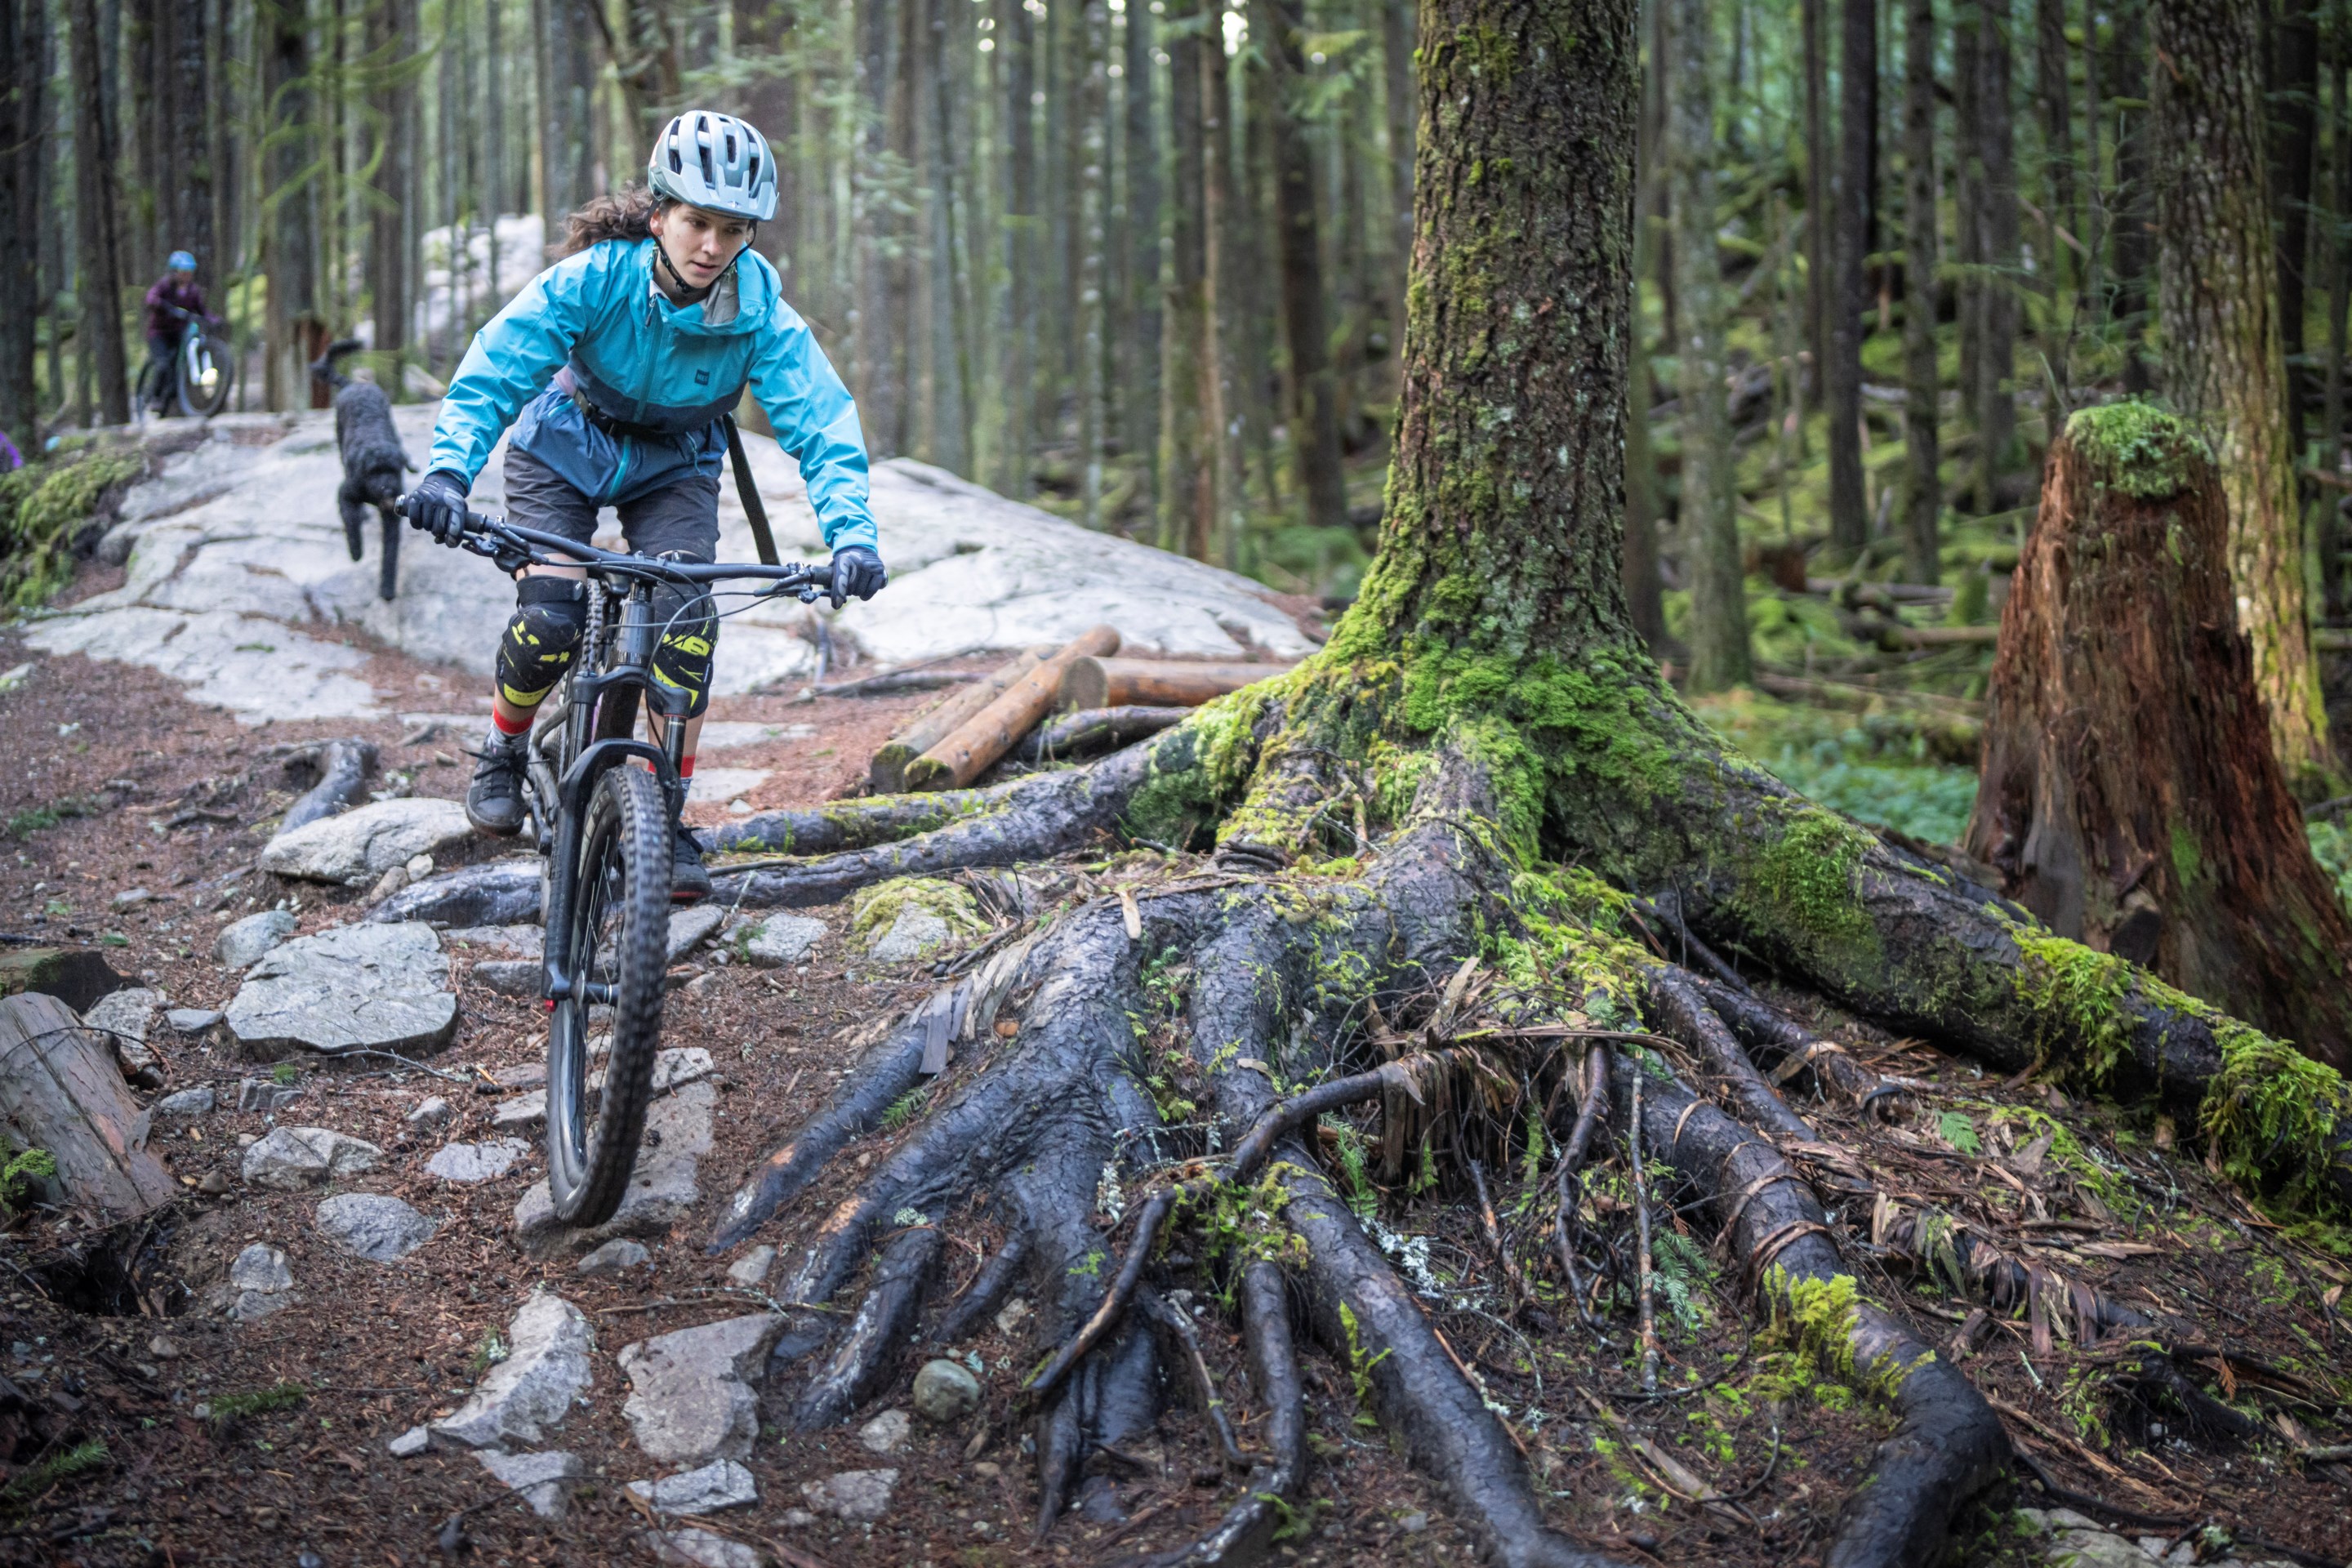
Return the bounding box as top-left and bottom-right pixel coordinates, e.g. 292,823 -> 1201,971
828,545 -> 887,610
399,470 -> 472,546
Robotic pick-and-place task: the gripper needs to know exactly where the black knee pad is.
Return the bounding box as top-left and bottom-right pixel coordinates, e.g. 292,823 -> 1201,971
496,577 -> 588,709
648,579 -> 719,719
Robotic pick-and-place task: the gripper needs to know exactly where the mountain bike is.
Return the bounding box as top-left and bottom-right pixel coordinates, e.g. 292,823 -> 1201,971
148,305 -> 236,419
416,505 -> 824,1225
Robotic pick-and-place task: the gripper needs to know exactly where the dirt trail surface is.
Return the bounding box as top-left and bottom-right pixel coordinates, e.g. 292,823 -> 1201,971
17,410 -> 1317,722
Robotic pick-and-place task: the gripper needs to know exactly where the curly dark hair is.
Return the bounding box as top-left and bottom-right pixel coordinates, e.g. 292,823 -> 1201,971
557,185 -> 668,257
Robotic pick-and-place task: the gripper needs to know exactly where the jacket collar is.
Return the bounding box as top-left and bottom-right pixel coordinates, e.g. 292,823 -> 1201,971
630,237 -> 770,336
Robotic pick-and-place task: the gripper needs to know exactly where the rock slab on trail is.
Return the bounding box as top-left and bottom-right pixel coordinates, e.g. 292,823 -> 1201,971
214,910 -> 297,969
617,1312 -> 784,1466
799,1468 -> 898,1523
740,915 -> 825,967
626,1459 -> 758,1516
223,922 -> 457,1059
475,1449 -> 583,1520
425,1138 -> 530,1184
430,1286 -> 595,1450
260,798 -> 473,886
214,1242 -> 296,1322
510,1080 -> 715,1258
238,1126 -> 383,1190
314,1193 -> 439,1260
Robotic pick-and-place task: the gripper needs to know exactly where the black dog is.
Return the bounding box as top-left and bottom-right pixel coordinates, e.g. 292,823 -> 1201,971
310,338 -> 415,602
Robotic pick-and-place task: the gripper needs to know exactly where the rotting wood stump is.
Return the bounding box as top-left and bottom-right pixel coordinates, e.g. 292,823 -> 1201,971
1964,403 -> 2352,1071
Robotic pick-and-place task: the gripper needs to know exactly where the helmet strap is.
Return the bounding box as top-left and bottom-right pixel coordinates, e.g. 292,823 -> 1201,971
652,232 -> 714,304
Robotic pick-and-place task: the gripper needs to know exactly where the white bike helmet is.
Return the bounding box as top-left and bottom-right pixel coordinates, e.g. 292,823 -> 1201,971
648,111 -> 777,222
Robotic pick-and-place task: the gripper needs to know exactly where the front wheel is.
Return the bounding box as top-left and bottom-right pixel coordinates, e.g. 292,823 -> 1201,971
176,332 -> 234,418
545,765 -> 673,1226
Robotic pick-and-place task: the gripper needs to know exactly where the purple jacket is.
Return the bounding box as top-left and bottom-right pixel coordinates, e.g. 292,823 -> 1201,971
145,277 -> 207,341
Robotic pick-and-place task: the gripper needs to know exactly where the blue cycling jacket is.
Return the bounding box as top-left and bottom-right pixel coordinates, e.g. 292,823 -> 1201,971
425,238 -> 876,552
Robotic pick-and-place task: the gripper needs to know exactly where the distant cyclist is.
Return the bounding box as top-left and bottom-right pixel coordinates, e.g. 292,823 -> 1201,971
141,251 -> 211,411
400,110 -> 885,903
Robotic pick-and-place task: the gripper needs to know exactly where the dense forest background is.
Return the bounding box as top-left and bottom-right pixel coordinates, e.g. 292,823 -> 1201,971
8,0 -> 2352,840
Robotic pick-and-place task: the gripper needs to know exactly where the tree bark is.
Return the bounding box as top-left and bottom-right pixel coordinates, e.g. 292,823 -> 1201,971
1900,0 -> 1940,584
66,0 -> 130,426
2153,0 -> 2335,792
1964,407 -> 2352,1067
2033,0 -> 2076,430
1802,0 -> 1833,427
1077,0 -> 1107,526
2111,0 -> 2154,392
1666,0 -> 1748,691
2324,33 -> 2350,623
1120,0 -> 1160,510
1825,0 -> 1873,554
1258,0 -> 1349,533
369,0 -> 415,358
1379,0 -> 1415,378
1623,36 -> 1665,652
1000,0 -> 1036,497
1965,0 -> 2017,511
1200,21 -> 1248,569
1159,0 -> 1211,559
0,0 -> 46,452
541,0 -> 599,220
2271,0 -> 2320,466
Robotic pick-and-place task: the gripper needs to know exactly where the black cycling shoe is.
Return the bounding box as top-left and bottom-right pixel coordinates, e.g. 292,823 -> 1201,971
465,729 -> 531,837
670,821 -> 712,903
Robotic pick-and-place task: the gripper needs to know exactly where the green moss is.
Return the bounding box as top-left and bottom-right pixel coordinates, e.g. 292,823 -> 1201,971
1487,866 -> 1648,1022
0,448 -> 146,608
1759,1267 -> 1860,1382
847,876 -> 986,953
2064,401 -> 2211,501
0,1147 -> 56,1214
1733,807 -> 1881,973
2005,922 -> 2134,1086
2203,1024 -> 2351,1214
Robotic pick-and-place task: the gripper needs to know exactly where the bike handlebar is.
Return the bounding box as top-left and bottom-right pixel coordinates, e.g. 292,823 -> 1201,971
404,502 -> 828,597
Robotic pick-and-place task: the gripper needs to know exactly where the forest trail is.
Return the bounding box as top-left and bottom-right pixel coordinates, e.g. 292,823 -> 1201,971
20,406 -> 1320,724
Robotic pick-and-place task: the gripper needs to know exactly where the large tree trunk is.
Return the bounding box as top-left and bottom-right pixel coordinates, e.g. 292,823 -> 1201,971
999,0 -> 1036,497
2111,0 -> 2154,392
2325,38 -> 2351,624
368,0 -> 416,359
2272,0 -> 2320,467
1258,0 -> 1349,533
1665,0 -> 1749,691
66,0 -> 130,426
1824,0 -> 1873,555
0,0 -> 45,453
1119,0 -> 1160,513
1622,42 -> 1665,653
2153,0 -> 2335,792
1964,405 -> 2352,1067
263,0 -> 322,414
1899,0 -> 1941,584
1199,21 -> 1248,569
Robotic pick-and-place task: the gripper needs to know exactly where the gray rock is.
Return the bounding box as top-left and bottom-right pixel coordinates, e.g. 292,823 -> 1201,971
112,887 -> 154,910
476,1449 -> 583,1520
741,915 -> 825,968
241,1126 -> 384,1189
863,906 -> 953,964
617,1312 -> 785,1465
430,1286 -> 595,1450
648,1046 -> 715,1094
858,1409 -> 911,1454
1398,1512 -> 1429,1535
473,960 -> 541,998
153,1086 -> 217,1117
911,1357 -> 982,1423
492,1090 -> 546,1129
445,923 -> 544,958
237,1076 -> 303,1112
215,909 -> 299,969
640,1528 -> 763,1568
512,1082 -> 715,1258
626,1459 -> 758,1516
425,1138 -> 530,1184
86,987 -> 163,1078
407,1095 -> 452,1127
798,1468 -> 898,1523
368,858 -> 543,928
666,906 -> 725,964
218,1242 -> 296,1321
223,922 -> 457,1059
386,1425 -> 431,1458
724,1245 -> 775,1288
259,797 -> 473,885
166,1007 -> 222,1033
315,1192 -> 439,1261
577,1238 -> 651,1275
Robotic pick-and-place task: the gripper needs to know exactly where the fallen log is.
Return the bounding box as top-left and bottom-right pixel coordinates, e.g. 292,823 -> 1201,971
904,626 -> 1122,791
817,669 -> 979,699
0,993 -> 176,1221
1055,657 -> 1290,713
1013,705 -> 1191,763
1884,623 -> 1998,647
0,948 -> 127,1014
869,648 -> 1050,793
274,738 -> 380,833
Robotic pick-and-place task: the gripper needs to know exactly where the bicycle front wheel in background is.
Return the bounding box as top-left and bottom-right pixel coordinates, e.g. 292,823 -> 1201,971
546,764 -> 673,1226
176,334 -> 234,418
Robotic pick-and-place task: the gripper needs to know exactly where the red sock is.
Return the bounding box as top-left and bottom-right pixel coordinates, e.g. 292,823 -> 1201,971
492,707 -> 530,737
679,755 -> 696,782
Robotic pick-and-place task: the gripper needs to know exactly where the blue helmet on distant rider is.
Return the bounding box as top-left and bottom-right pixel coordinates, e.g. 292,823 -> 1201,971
167,250 -> 196,273
647,112 -> 777,223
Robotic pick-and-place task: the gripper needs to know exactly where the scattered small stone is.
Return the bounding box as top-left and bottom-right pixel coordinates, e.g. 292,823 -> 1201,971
490,1062 -> 546,1089
240,1126 -> 383,1189
146,1334 -> 183,1361
111,888 -> 154,910
993,1298 -> 1031,1337
971,1461 -> 1000,1480
641,1528 -> 763,1568
315,1192 -> 439,1261
86,987 -> 163,1080
216,1242 -> 296,1321
430,1286 -> 595,1450
617,1312 -> 784,1465
798,1468 -> 898,1523
407,1095 -> 452,1127
475,1449 -> 582,1519
649,1046 -> 715,1094
153,1086 -> 217,1118
492,1090 -> 546,1129
779,1508 -> 817,1527
858,1409 -> 911,1454
224,922 -> 457,1058
214,909 -> 298,969
911,1357 -> 982,1423
405,853 -> 435,879
666,905 -> 726,964
196,1169 -> 232,1194
387,1425 -> 432,1458
237,1077 -> 303,1113
577,1239 -> 651,1276
1398,1512 -> 1429,1535
425,1138 -> 530,1184
724,1245 -> 775,1288
741,915 -> 826,968
473,960 -> 541,998
626,1459 -> 758,1515
166,1007 -> 222,1034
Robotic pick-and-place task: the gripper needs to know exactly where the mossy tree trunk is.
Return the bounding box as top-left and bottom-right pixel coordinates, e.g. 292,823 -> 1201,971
2153,0 -> 2336,794
1963,406 -> 2352,1071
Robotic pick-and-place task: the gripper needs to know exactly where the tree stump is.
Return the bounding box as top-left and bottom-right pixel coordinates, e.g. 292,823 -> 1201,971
0,992 -> 177,1220
1964,403 -> 2352,1069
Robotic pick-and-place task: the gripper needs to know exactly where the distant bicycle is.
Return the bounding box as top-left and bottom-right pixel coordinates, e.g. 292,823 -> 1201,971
400,500 -> 823,1225
145,304 -> 235,420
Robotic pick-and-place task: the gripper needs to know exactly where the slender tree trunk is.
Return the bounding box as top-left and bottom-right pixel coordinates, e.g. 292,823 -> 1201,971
1802,0 -> 1833,432
1159,0 -> 1210,559
855,0 -> 904,455
1624,2 -> 1665,651
0,0 -> 46,452
163,0 -> 214,277
1200,19 -> 1248,569
1077,0 -> 1107,526
2033,0 -> 2075,432
924,0 -> 970,474
369,0 -> 412,358
2273,0 -> 2319,466
1968,0 -> 2017,510
1953,1 -> 1982,434
67,0 -> 130,425
541,0 -> 599,221
1901,0 -> 1941,585
1667,0 -> 1749,691
2324,32 -> 2350,623
2111,0 -> 2154,392
1379,0 -> 1414,383
2153,0 -> 2335,791
1000,0 -> 1036,497
1121,0 -> 1160,512
1825,0 -> 1873,553
1259,0 -> 1348,532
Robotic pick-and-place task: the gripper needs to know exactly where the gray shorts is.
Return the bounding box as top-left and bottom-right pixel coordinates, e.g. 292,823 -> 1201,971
503,446 -> 721,564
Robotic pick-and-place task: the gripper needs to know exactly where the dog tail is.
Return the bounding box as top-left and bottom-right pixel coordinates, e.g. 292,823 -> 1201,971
309,336 -> 368,392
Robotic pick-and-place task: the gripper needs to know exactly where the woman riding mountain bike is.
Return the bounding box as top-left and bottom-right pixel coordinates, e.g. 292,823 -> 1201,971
401,109 -> 886,902
140,252 -> 215,412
